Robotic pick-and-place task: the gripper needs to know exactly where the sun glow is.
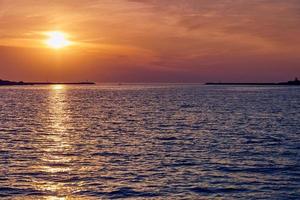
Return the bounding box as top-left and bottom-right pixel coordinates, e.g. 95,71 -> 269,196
52,85 -> 64,90
45,31 -> 71,49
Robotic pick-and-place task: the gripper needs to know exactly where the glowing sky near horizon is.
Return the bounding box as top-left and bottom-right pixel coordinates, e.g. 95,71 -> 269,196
0,0 -> 299,82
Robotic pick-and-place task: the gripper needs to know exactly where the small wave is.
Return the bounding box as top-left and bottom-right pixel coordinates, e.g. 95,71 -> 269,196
180,104 -> 194,108
108,187 -> 158,198
217,166 -> 296,174
0,187 -> 43,197
91,152 -> 125,157
190,186 -> 248,194
162,160 -> 198,167
155,136 -> 178,141
77,187 -> 158,198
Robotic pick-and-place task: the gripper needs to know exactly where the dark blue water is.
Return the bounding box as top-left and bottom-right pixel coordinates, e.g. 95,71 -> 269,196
0,85 -> 299,199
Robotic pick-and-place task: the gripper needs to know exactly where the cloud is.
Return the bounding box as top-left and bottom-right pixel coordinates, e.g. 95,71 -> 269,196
127,0 -> 300,50
0,0 -> 299,82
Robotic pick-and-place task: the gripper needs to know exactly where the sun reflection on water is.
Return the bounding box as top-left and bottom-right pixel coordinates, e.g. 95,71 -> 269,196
32,85 -> 80,199
52,84 -> 64,90
46,197 -> 66,200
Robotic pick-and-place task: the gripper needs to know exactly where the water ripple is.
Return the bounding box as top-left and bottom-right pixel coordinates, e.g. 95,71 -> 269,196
0,85 -> 299,199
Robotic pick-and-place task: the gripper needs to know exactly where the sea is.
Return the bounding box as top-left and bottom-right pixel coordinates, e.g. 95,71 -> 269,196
0,84 -> 299,199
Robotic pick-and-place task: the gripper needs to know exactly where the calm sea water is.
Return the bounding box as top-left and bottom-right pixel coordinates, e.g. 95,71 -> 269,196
0,84 -> 299,199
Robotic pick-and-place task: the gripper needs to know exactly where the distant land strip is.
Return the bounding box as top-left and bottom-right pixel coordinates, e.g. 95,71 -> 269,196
0,79 -> 95,86
206,78 -> 300,86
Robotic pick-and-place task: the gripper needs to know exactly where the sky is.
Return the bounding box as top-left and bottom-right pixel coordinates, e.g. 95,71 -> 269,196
0,0 -> 300,82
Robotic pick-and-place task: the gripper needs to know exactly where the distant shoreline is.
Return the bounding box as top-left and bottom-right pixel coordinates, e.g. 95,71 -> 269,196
1,79 -> 300,86
206,78 -> 300,86
0,79 -> 95,86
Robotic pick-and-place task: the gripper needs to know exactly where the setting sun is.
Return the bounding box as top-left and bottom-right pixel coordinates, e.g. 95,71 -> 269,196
45,31 -> 71,49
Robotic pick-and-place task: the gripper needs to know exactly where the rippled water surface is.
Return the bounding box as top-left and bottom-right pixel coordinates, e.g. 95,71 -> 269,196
0,84 -> 299,199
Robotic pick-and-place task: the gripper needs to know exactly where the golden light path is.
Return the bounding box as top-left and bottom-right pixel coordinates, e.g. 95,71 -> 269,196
32,85 -> 75,200
45,31 -> 72,49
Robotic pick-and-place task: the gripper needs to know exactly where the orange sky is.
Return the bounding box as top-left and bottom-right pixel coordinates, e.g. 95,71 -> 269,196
0,0 -> 299,82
